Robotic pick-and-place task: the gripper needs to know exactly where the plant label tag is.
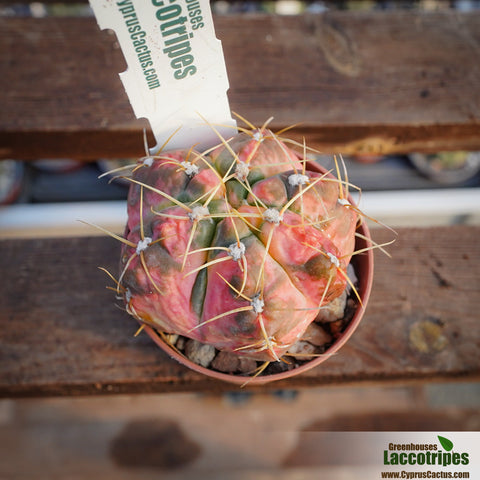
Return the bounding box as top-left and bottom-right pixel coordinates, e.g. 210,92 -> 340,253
89,0 -> 237,152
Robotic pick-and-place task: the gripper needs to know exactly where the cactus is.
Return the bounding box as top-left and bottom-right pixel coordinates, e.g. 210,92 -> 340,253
114,120 -> 363,363
93,117 -> 392,377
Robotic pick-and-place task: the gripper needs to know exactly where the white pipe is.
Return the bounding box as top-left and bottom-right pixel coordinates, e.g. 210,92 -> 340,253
0,189 -> 479,239
0,201 -> 127,238
351,188 -> 480,221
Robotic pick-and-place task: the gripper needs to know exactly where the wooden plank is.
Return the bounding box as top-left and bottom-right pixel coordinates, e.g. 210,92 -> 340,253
1,390 -> 478,477
0,226 -> 479,397
1,11 -> 480,159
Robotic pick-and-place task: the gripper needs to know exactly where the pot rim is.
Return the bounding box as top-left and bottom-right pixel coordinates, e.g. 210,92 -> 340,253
142,160 -> 374,385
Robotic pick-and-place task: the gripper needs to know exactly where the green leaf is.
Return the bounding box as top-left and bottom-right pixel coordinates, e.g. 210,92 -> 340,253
438,435 -> 454,451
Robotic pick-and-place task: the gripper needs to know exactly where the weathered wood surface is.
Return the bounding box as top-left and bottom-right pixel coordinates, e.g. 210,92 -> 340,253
0,226 -> 478,397
1,11 -> 480,159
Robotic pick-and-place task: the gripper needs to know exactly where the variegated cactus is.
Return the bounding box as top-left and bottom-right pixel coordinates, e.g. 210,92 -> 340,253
117,125 -> 360,363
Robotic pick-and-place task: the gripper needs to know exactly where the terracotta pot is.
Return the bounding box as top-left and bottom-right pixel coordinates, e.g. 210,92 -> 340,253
409,152 -> 480,186
352,154 -> 384,165
143,161 -> 374,385
0,160 -> 25,205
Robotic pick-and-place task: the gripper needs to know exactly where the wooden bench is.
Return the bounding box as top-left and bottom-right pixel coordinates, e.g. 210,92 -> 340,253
2,5 -> 480,158
1,2 -> 479,397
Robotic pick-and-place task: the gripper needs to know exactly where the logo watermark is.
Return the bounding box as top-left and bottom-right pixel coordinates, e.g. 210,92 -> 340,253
381,435 -> 473,479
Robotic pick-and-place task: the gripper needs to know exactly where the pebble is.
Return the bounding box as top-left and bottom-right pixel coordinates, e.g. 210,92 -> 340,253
211,351 -> 239,373
302,322 -> 332,346
164,334 -> 178,346
316,290 -> 347,323
346,263 -> 358,293
176,336 -> 186,351
329,318 -> 346,338
184,339 -> 216,368
211,351 -> 257,374
287,340 -> 317,361
238,357 -> 258,374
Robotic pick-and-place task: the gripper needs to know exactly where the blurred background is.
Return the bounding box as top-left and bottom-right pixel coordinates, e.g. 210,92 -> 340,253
1,0 -> 480,237
0,0 -> 479,478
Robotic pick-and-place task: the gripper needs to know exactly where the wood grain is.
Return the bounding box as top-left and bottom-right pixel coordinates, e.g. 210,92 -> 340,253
0,226 -> 479,397
1,11 -> 480,159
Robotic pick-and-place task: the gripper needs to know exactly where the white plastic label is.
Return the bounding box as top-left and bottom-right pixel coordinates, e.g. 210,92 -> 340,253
89,0 -> 237,152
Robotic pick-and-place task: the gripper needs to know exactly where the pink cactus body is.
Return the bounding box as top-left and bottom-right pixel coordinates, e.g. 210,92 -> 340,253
120,129 -> 358,362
